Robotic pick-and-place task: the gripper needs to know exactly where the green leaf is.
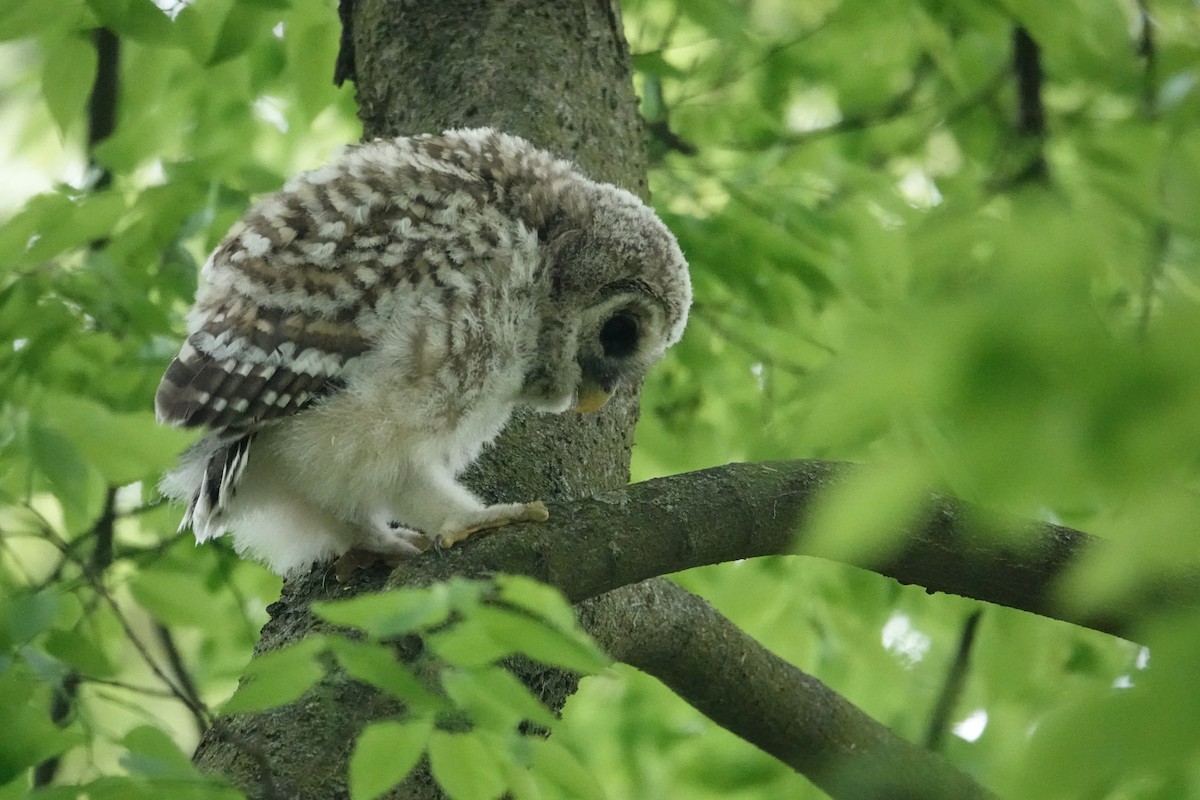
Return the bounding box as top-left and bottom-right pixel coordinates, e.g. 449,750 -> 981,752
222,636 -> 327,713
0,192 -> 74,267
312,586 -> 452,638
2,589 -> 59,647
427,730 -> 506,800
425,621 -> 511,669
798,461 -> 932,564
34,392 -> 194,485
285,14 -> 340,120
28,424 -> 91,517
0,189 -> 127,265
473,606 -> 609,675
0,0 -> 87,40
493,575 -> 578,633
85,0 -> 174,42
441,667 -> 557,731
41,33 -> 98,135
678,0 -> 746,38
349,719 -> 432,800
208,3 -> 270,65
328,638 -> 445,714
43,628 -> 116,678
119,725 -> 194,777
425,601 -> 608,674
128,566 -> 229,630
632,51 -> 686,80
0,665 -> 82,784
529,738 -> 605,800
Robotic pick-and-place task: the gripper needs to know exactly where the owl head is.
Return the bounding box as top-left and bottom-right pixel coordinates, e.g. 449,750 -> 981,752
520,180 -> 691,414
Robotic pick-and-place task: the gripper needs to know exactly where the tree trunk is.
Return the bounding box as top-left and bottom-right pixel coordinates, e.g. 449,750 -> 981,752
192,2 -> 649,798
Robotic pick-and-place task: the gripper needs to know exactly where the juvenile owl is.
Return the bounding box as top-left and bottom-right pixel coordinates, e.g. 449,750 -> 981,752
156,127 -> 691,577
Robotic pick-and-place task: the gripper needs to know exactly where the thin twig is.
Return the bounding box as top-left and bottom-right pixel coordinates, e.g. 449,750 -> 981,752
1011,26 -> 1047,181
925,609 -> 983,751
25,509 -> 213,728
155,622 -> 210,736
86,27 -> 120,192
1135,0 -> 1168,337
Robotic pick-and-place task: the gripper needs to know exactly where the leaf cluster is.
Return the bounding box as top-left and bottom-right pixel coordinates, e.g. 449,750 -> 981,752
623,0 -> 1200,797
229,575 -> 610,800
0,0 -> 356,797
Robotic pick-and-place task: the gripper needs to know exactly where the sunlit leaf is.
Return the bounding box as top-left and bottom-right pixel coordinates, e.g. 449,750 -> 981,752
425,620 -> 510,669
493,575 -> 578,633
473,606 -> 609,675
328,637 -> 446,714
441,666 -> 557,731
428,730 -> 506,800
34,393 -> 194,485
349,718 -> 432,800
528,738 -> 605,800
312,585 -> 452,637
222,636 -> 327,713
43,628 -> 116,678
41,33 -> 98,135
85,0 -> 174,42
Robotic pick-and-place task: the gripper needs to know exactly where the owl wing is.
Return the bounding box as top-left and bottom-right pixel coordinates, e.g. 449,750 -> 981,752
155,252 -> 372,433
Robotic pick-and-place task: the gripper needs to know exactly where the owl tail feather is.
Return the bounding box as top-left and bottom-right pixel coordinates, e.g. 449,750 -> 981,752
161,433 -> 255,543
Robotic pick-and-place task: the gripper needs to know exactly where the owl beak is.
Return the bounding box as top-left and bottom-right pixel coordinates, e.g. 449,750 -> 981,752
572,379 -> 613,414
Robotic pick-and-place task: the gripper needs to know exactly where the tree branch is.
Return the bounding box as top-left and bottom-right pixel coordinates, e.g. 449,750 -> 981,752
366,460 -> 1195,641
583,579 -> 996,800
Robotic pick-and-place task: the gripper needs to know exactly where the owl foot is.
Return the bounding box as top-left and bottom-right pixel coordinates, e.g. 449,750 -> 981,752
437,501 -> 550,548
335,517 -> 434,581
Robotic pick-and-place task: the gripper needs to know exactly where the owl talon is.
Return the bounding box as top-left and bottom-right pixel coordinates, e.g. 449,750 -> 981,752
438,501 -> 550,548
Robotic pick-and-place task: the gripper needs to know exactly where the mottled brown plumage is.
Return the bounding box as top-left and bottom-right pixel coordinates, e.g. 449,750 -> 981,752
157,128 -> 690,576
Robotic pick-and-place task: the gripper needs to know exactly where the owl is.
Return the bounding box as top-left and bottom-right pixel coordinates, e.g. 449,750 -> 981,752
155,127 -> 691,577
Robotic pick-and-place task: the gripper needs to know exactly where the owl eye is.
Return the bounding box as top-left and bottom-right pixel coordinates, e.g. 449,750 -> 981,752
599,312 -> 640,358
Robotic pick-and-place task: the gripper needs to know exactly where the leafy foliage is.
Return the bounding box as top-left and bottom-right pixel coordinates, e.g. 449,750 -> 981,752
311,576 -> 607,800
622,0 -> 1200,797
2,0 -> 1200,797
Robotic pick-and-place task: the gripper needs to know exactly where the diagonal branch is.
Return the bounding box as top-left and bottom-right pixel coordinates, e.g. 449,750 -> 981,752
369,460 -> 1196,641
583,579 -> 996,800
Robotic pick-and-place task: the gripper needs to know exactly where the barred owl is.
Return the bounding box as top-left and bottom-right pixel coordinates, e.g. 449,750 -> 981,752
156,127 -> 691,577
